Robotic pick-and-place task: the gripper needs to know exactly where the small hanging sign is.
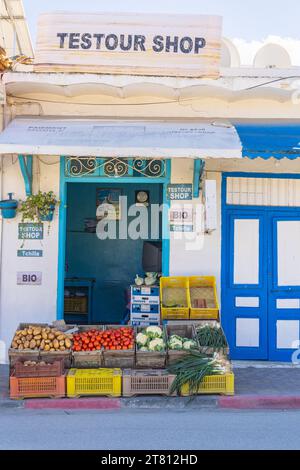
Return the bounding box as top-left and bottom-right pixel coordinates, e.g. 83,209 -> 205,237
167,184 -> 193,201
169,206 -> 194,232
18,223 -> 44,240
17,250 -> 43,258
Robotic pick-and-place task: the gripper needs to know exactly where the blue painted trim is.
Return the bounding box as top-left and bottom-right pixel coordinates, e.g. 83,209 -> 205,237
56,157 -> 68,320
193,159 -> 205,198
223,172 -> 300,179
57,157 -> 171,319
18,155 -> 33,196
162,159 -> 171,276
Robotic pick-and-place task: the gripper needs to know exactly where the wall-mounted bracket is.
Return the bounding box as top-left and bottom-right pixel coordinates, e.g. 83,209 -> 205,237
193,159 -> 205,198
18,155 -> 33,196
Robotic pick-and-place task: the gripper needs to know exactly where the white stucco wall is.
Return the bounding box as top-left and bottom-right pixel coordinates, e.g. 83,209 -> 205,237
0,155 -> 60,358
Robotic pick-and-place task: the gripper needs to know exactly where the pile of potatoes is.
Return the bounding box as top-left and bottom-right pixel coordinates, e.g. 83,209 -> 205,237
11,325 -> 73,352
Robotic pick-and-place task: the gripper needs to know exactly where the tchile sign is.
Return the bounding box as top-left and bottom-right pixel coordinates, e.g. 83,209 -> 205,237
34,12 -> 222,77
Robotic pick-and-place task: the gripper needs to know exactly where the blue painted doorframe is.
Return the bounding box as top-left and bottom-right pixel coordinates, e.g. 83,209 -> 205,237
57,157 -> 171,321
222,173 -> 300,362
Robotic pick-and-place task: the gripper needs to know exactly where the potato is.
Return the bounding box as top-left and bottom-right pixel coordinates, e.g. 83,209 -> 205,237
27,328 -> 33,335
21,336 -> 26,344
59,346 -> 66,351
36,340 -> 41,347
40,340 -> 45,350
29,339 -> 37,349
34,335 -> 42,341
16,339 -> 22,345
48,333 -> 55,340
44,344 -> 50,351
26,334 -> 33,341
42,331 -> 48,340
21,330 -> 27,336
33,328 -> 41,336
18,344 -> 24,350
24,341 -> 30,349
50,348 -> 55,352
65,338 -> 72,349
53,339 -> 59,350
57,334 -> 65,341
45,339 -> 50,344
11,341 -> 18,349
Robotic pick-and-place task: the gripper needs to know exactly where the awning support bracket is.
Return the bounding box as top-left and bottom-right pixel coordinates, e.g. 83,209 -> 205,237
193,159 -> 205,198
18,155 -> 33,196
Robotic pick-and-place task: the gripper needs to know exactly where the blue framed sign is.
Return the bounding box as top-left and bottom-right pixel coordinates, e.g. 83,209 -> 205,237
17,250 -> 43,258
18,223 -> 44,240
167,184 -> 193,201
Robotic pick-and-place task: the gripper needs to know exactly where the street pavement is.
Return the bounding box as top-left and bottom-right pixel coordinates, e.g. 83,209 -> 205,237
0,407 -> 300,450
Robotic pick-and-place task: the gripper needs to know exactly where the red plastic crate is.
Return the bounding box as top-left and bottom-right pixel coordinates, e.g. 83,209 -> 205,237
10,374 -> 66,399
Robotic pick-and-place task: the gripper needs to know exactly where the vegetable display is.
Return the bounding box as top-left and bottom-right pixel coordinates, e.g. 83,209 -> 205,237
11,326 -> 72,351
167,350 -> 227,395
72,327 -> 134,352
136,326 -> 166,352
168,335 -> 198,351
196,325 -> 228,350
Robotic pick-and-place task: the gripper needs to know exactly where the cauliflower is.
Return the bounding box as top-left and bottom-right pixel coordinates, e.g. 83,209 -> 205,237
136,332 -> 148,347
148,338 -> 165,352
182,339 -> 197,350
168,335 -> 183,350
146,326 -> 163,339
139,346 -> 149,352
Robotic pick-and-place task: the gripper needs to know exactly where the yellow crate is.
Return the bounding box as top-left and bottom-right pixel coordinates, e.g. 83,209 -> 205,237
160,277 -> 190,320
181,373 -> 234,396
189,276 -> 219,320
66,368 -> 122,398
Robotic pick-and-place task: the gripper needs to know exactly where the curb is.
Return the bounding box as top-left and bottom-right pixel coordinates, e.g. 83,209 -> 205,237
219,395 -> 300,410
24,398 -> 122,410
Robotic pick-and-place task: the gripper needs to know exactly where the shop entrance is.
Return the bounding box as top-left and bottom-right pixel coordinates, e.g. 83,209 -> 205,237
222,174 -> 300,362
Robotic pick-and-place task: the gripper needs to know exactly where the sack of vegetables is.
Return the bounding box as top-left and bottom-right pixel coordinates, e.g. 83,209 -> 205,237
136,326 -> 166,369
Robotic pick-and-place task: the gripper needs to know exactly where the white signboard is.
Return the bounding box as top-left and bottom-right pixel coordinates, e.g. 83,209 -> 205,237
169,206 -> 194,232
17,272 -> 42,285
34,12 -> 222,77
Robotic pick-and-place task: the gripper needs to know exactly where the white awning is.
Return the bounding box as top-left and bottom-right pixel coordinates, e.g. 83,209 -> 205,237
0,118 -> 242,159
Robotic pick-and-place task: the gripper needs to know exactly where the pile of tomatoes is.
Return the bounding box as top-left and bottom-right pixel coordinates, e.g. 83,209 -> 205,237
72,327 -> 134,352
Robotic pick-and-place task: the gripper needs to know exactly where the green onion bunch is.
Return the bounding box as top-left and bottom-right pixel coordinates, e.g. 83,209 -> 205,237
196,325 -> 228,350
167,350 -> 226,395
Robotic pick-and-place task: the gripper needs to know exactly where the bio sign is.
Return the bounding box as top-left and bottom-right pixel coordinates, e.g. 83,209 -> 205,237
18,223 -> 43,240
34,12 -> 222,77
167,184 -> 193,201
169,206 -> 194,233
17,272 -> 42,286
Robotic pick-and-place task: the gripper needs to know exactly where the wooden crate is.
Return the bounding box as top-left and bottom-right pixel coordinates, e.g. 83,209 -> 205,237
165,323 -> 199,366
9,349 -> 40,370
102,325 -> 135,368
135,326 -> 166,369
194,320 -> 229,356
122,369 -> 176,397
14,359 -> 64,378
40,350 -> 72,369
72,351 -> 103,368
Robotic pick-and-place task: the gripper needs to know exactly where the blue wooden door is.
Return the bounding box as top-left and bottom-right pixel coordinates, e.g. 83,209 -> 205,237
268,212 -> 300,361
223,209 -> 300,361
222,210 -> 268,360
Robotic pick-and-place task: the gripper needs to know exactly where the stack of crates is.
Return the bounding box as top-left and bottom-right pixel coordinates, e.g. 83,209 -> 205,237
130,285 -> 160,326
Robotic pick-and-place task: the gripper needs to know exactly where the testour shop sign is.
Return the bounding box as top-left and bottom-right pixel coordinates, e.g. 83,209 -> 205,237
34,12 -> 222,77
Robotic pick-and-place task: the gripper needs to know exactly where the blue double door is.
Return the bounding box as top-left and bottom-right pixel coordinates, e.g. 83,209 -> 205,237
222,208 -> 300,361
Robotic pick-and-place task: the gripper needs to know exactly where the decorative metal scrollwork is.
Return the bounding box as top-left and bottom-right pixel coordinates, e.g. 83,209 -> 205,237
65,157 -> 166,179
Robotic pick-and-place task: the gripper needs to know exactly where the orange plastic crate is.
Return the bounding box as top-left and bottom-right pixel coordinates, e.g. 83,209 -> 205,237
10,374 -> 66,399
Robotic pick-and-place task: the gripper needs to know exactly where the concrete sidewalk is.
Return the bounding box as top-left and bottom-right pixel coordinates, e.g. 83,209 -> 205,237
1,363 -> 300,410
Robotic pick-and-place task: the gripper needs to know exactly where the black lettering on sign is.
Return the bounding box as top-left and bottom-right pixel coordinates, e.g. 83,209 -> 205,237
134,35 -> 146,51
105,34 -> 119,51
180,37 -> 193,54
93,33 -> 104,50
166,36 -> 179,53
195,37 -> 206,53
152,35 -> 164,52
57,33 -> 68,48
81,33 -> 92,50
120,34 -> 133,51
69,33 -> 80,49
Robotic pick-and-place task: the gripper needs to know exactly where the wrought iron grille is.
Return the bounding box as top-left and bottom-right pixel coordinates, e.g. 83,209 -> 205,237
65,157 -> 166,179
